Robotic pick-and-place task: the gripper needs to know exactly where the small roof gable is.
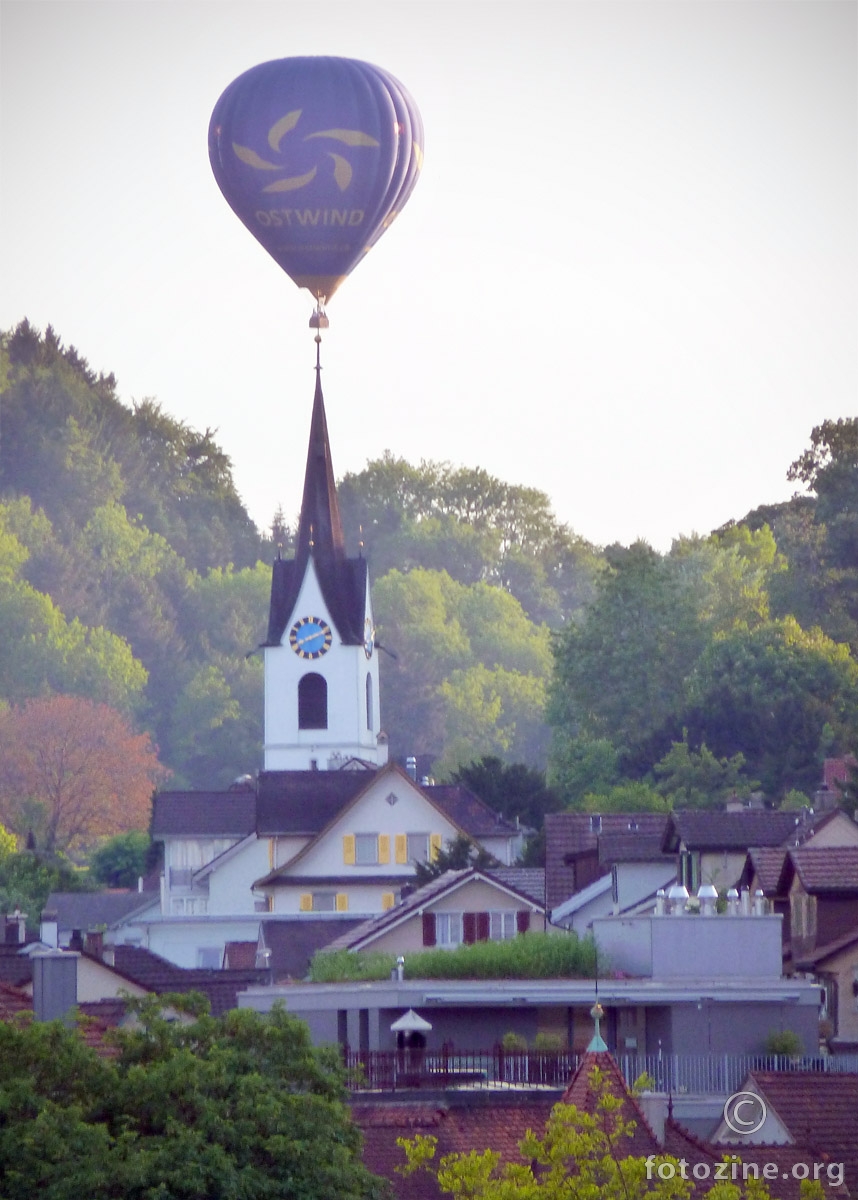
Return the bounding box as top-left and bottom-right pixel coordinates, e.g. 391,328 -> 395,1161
318,868 -> 545,954
788,845 -> 858,893
744,846 -> 790,894
151,791 -> 256,838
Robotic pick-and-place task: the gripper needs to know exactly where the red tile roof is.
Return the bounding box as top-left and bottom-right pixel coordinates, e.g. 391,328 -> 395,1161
545,813 -> 669,909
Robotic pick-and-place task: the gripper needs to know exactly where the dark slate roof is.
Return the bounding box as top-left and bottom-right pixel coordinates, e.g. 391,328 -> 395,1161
45,890 -> 159,932
0,944 -> 34,987
109,945 -> 267,1016
597,831 -> 672,864
265,374 -> 367,647
151,791 -> 256,838
256,770 -> 371,836
422,784 -> 519,839
788,846 -> 858,892
484,867 -> 545,906
259,917 -> 364,979
662,809 -> 809,852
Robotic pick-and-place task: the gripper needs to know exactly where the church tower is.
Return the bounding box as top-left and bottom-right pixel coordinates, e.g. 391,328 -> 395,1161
262,370 -> 387,770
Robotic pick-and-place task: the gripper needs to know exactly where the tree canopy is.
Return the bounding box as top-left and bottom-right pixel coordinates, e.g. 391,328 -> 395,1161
0,998 -> 387,1200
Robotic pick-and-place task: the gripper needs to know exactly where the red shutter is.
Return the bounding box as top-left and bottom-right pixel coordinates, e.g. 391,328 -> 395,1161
516,910 -> 530,934
462,912 -> 477,944
422,912 -> 436,947
476,911 -> 490,941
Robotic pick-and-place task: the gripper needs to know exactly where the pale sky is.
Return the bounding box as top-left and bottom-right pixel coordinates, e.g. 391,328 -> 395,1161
1,0 -> 855,552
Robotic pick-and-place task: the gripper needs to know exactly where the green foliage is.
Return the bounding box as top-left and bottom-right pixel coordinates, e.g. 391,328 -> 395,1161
763,1029 -> 803,1057
413,833 -> 499,887
580,782 -> 671,814
0,851 -> 92,929
653,737 -> 755,808
375,568 -> 552,768
0,998 -> 387,1200
89,831 -> 151,888
451,756 -> 561,831
310,932 -> 598,983
0,822 -> 17,858
397,1063 -> 779,1199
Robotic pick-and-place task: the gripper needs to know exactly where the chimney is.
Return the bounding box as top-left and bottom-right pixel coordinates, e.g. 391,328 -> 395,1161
69,929 -> 84,952
39,909 -> 59,949
638,1092 -> 668,1146
406,756 -> 417,781
85,930 -> 104,959
726,887 -> 740,915
5,908 -> 28,944
32,950 -> 78,1024
697,884 -> 718,917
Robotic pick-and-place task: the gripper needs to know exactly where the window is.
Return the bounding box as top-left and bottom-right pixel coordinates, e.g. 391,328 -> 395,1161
311,892 -> 336,912
355,833 -> 379,865
298,673 -> 327,729
435,912 -> 463,946
197,947 -> 221,969
489,911 -> 518,941
407,833 -> 430,864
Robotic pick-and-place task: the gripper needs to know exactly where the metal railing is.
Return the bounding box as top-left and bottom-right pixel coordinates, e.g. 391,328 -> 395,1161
343,1047 -> 858,1094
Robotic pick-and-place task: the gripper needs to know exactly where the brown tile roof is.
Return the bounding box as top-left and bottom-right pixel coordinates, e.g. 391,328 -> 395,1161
793,927 -> 858,967
422,785 -> 519,839
545,813 -> 669,909
746,846 -> 790,894
746,1071 -> 858,1195
0,980 -> 33,1018
151,791 -> 256,837
789,847 -> 858,892
222,941 -> 258,970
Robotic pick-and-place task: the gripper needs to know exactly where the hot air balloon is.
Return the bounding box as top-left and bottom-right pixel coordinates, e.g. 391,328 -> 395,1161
209,57 -> 423,309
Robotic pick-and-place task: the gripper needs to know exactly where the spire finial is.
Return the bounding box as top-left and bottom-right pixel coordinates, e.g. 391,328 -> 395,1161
309,302 -> 329,373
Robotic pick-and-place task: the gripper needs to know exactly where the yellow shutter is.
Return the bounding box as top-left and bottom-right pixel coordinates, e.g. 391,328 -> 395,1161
343,834 -> 356,865
430,833 -> 442,862
299,893 -> 313,912
335,892 -> 349,912
382,892 -> 395,910
395,834 -> 408,864
378,834 -> 390,864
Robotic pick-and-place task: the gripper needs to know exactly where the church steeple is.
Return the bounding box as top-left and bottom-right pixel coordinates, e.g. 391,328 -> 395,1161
295,367 -> 346,571
262,368 -> 386,771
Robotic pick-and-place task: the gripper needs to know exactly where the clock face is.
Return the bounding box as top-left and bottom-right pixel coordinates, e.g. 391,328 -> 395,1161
289,616 -> 333,659
364,617 -> 375,660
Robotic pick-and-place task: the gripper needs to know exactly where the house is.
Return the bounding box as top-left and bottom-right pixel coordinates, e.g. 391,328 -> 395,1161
544,811 -> 671,911
314,867 -> 548,957
711,1070 -> 858,1195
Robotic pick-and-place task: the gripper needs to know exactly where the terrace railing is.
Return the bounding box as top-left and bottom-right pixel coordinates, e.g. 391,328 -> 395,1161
343,1047 -> 858,1094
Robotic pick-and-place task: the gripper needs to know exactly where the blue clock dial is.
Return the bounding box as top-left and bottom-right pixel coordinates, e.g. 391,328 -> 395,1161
289,616 -> 333,659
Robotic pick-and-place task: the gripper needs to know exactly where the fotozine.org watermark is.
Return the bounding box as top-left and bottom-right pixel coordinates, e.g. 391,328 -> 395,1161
645,1157 -> 845,1188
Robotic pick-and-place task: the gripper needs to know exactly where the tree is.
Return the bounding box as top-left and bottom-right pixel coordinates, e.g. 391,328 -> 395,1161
0,850 -> 93,930
0,696 -> 166,855
397,1063 -> 801,1199
451,756 -> 561,831
653,737 -> 755,808
0,997 -> 388,1200
89,830 -> 151,888
414,833 -> 499,887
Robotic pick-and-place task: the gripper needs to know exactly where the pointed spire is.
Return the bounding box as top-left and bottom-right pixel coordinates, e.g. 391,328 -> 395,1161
295,368 -> 345,568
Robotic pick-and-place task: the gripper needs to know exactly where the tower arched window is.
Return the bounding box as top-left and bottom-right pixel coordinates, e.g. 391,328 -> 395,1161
298,673 -> 327,729
366,673 -> 373,730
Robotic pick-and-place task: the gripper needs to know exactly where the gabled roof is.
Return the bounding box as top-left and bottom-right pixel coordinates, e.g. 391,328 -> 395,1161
256,769 -> 372,836
545,812 -> 670,909
793,926 -> 858,968
318,868 -> 547,954
550,873 -> 613,923
788,846 -> 858,893
108,946 -> 267,1016
662,809 -> 808,853
744,846 -> 790,894
421,784 -> 520,840
259,918 -> 365,979
151,791 -> 256,838
746,1071 -> 858,1194
264,373 -> 367,647
45,890 -> 160,932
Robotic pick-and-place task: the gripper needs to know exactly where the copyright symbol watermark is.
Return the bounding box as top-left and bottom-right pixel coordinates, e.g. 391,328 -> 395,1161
723,1091 -> 767,1136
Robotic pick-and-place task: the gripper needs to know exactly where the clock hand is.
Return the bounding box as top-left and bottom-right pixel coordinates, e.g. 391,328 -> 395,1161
296,631 -> 322,647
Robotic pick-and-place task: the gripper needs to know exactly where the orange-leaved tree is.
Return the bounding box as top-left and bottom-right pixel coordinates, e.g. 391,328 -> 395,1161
0,696 -> 167,855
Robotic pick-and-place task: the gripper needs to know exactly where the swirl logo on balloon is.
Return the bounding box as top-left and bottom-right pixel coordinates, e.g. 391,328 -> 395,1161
232,110 -> 380,195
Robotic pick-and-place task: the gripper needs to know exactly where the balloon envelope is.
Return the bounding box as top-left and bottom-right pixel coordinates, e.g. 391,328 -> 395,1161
209,57 -> 424,302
